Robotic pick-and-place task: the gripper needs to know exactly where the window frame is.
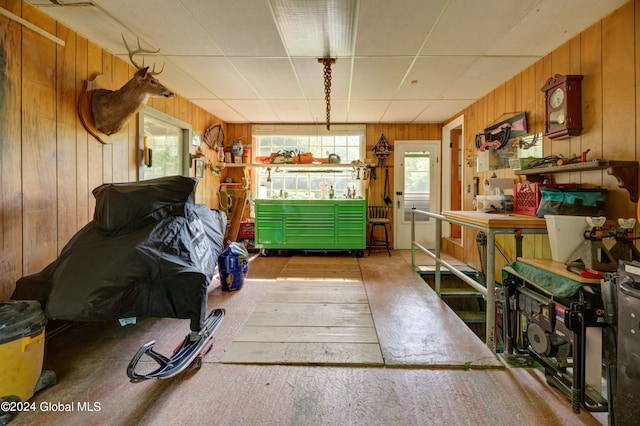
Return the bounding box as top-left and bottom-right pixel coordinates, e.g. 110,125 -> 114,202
251,124 -> 366,200
138,106 -> 193,180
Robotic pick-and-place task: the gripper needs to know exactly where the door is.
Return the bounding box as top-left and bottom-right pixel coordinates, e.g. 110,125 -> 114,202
394,141 -> 440,249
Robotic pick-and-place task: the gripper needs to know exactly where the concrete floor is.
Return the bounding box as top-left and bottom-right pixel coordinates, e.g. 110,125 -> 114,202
9,250 -> 606,425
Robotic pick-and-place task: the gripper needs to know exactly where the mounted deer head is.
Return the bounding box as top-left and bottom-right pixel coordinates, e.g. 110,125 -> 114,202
78,36 -> 174,144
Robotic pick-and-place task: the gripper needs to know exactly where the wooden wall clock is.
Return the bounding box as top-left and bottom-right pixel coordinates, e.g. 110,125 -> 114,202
541,74 -> 583,140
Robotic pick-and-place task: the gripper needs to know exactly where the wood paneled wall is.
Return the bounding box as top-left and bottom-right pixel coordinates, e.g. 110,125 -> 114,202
0,1 -> 223,299
446,0 -> 640,276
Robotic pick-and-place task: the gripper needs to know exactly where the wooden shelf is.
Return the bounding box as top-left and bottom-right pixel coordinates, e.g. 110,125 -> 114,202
514,160 -> 639,202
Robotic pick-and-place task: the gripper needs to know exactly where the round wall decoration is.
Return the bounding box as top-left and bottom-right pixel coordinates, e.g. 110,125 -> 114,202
204,123 -> 224,149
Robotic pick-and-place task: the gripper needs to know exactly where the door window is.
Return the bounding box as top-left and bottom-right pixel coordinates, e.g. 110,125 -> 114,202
403,151 -> 431,221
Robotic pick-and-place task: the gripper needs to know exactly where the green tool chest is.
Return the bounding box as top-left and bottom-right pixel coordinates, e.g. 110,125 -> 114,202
254,199 -> 366,251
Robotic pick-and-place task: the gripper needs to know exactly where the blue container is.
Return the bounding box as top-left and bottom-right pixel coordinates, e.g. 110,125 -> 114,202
218,243 -> 249,291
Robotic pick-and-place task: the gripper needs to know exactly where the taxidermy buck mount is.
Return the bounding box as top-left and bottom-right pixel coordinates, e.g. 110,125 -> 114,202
78,36 -> 174,144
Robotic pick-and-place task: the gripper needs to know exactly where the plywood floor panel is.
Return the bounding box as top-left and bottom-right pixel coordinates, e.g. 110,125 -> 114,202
253,302 -> 371,315
221,255 -> 382,365
359,252 -> 503,368
274,278 -> 364,286
263,290 -> 368,304
245,311 -> 375,328
278,257 -> 363,280
222,342 -> 384,365
233,325 -> 379,343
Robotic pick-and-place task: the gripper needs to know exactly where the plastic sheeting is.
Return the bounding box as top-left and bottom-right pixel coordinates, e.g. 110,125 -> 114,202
502,261 -> 583,298
12,176 -> 226,331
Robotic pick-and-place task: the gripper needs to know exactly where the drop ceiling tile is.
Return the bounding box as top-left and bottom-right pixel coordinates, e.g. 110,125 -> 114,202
266,100 -> 314,122
169,56 -> 258,99
229,58 -> 304,100
350,57 -> 414,99
135,57 -> 216,100
355,0 -> 447,56
345,100 -> 390,123
191,99 -> 246,122
94,0 -> 222,55
486,0 -> 629,56
422,0 -> 537,56
381,100 -> 434,122
30,4 -> 133,54
440,56 -> 538,99
225,100 -> 281,123
183,0 -> 287,56
396,56 -> 478,99
414,99 -> 476,122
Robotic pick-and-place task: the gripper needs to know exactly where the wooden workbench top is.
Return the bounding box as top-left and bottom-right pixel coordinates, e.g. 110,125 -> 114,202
441,210 -> 548,229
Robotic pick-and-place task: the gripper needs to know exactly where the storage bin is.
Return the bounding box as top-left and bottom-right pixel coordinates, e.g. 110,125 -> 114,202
0,301 -> 47,402
513,183 -> 579,216
537,187 -> 607,217
238,221 -> 255,239
476,195 -> 513,212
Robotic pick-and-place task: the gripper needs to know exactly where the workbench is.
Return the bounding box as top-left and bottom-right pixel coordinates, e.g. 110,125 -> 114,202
254,199 -> 366,254
411,209 -> 548,350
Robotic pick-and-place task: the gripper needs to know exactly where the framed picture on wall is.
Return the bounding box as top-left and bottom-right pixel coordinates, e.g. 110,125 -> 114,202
192,131 -> 202,147
194,159 -> 204,178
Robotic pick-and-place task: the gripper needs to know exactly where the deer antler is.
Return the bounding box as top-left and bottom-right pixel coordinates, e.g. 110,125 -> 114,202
121,35 -> 165,75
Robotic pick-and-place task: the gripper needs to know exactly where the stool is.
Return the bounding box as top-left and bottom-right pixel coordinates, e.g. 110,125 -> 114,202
367,206 -> 391,256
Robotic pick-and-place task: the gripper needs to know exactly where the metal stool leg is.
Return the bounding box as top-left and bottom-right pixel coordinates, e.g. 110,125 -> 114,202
383,223 -> 391,256
368,223 -> 391,256
368,222 -> 374,256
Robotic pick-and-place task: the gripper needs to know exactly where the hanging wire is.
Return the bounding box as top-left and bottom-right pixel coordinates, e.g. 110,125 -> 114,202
319,58 -> 336,131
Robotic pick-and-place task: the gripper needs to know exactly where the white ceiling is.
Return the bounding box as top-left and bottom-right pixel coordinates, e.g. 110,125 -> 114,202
27,0 -> 628,125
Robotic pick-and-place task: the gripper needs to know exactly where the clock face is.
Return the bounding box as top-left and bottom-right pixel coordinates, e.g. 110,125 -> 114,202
549,87 -> 565,108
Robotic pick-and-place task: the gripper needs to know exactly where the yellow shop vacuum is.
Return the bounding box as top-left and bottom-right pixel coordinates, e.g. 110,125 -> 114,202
0,300 -> 49,403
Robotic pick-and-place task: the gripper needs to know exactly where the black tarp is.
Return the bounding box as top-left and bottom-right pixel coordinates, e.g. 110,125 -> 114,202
12,176 -> 226,331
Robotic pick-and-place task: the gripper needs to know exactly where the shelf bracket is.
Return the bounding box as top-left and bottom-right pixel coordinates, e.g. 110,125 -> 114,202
608,161 -> 639,202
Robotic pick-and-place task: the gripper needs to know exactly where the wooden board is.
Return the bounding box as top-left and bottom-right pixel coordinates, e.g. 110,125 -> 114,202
221,342 -> 383,365
232,325 -> 379,343
262,292 -> 368,304
220,256 -> 383,365
278,256 -> 363,280
442,210 -> 548,230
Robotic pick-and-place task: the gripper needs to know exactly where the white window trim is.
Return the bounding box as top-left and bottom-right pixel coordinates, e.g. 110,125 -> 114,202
251,124 -> 367,202
138,106 -> 192,180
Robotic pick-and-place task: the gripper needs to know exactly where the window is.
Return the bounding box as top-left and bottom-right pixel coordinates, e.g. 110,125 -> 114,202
252,125 -> 366,200
403,151 -> 431,221
139,107 -> 192,180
